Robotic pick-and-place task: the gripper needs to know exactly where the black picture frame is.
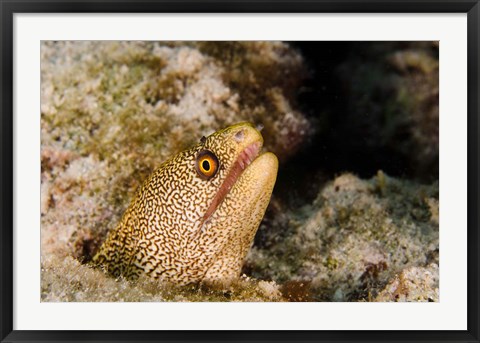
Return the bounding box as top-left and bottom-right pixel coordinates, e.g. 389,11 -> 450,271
1,1 -> 479,342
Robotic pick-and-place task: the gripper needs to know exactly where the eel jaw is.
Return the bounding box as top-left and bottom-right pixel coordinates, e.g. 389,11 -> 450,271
201,150 -> 278,286
201,141 -> 262,224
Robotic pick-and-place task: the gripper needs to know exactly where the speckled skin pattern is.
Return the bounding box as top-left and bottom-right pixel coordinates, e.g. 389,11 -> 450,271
93,123 -> 278,286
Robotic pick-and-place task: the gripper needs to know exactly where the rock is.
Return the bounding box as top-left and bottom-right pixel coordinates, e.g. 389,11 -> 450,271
245,172 -> 439,301
40,41 -> 312,301
41,254 -> 285,302
375,264 -> 439,302
41,41 -> 439,302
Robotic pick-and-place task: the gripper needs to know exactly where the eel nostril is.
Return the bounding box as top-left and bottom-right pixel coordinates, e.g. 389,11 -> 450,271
234,130 -> 245,142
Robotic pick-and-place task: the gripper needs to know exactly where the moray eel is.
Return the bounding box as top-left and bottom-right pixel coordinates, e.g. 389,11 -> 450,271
93,122 -> 278,286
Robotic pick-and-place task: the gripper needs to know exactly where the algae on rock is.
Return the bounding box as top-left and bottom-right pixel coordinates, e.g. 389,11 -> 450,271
41,41 -> 312,302
245,172 -> 439,302
41,41 -> 439,302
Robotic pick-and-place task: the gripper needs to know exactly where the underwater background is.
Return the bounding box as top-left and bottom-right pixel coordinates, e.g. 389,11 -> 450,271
41,41 -> 438,302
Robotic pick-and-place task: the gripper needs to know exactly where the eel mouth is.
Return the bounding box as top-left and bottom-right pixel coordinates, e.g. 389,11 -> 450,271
201,141 -> 262,224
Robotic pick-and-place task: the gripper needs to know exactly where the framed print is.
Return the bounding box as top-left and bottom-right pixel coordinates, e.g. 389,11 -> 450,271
1,1 -> 479,342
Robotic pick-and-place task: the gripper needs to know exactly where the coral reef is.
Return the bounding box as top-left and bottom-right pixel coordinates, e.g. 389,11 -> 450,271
41,41 -> 312,263
41,254 -> 284,302
246,172 -> 439,302
375,264 -> 439,302
41,41 -> 439,302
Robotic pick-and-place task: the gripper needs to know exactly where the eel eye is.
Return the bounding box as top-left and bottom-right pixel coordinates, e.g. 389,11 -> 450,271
195,150 -> 219,180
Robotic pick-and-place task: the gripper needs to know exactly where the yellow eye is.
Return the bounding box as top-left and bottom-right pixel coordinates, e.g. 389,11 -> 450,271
195,150 -> 219,180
